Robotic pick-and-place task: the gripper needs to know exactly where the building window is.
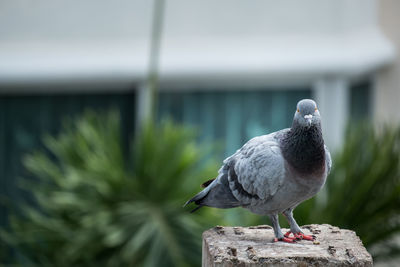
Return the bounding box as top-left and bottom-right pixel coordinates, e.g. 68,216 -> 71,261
350,80 -> 372,122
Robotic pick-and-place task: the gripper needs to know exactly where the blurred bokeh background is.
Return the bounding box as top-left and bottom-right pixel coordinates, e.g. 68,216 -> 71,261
0,0 -> 399,266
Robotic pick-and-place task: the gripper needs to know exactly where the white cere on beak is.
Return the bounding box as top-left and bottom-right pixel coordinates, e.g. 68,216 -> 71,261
304,114 -> 313,120
304,114 -> 313,127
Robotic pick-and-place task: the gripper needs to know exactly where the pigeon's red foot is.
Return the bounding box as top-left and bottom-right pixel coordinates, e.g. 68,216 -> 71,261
284,231 -> 315,241
274,237 -> 297,243
284,231 -> 300,240
295,232 -> 315,241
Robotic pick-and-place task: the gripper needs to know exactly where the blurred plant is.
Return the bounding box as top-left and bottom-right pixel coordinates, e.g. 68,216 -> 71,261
0,111 -> 218,267
2,111 -> 399,265
295,122 -> 400,260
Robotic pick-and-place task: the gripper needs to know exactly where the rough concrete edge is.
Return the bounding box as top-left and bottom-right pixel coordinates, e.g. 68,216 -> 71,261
299,224 -> 373,265
202,224 -> 374,267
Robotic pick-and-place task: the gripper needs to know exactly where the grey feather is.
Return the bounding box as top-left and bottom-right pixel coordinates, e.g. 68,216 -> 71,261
325,145 -> 332,174
184,165 -> 240,210
226,133 -> 285,203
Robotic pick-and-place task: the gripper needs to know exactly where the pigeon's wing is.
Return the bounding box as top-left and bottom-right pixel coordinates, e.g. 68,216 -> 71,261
324,144 -> 332,174
226,133 -> 285,205
184,131 -> 286,211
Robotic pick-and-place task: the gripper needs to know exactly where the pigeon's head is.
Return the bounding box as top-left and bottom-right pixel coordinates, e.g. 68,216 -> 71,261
293,99 -> 321,129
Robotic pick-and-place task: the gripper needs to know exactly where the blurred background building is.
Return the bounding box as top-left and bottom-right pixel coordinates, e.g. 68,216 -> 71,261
0,0 -> 398,231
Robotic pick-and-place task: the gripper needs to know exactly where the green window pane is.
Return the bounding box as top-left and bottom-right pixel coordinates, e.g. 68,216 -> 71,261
350,81 -> 371,122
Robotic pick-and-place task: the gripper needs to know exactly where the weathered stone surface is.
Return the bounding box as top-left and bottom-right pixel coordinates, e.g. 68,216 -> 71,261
202,224 -> 373,267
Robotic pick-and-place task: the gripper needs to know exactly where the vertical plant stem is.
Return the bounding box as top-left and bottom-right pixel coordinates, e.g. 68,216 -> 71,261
146,0 -> 165,123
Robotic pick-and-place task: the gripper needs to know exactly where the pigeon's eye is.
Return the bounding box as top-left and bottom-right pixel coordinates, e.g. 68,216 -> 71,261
297,108 -> 299,112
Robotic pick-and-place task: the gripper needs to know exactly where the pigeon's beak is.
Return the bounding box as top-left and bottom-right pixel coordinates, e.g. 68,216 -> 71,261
304,114 -> 313,127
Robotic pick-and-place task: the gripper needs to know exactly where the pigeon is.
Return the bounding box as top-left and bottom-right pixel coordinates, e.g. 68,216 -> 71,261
184,99 -> 331,243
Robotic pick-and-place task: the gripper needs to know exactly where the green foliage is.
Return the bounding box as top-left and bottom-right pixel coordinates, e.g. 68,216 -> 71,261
0,111 -> 218,267
2,111 -> 399,265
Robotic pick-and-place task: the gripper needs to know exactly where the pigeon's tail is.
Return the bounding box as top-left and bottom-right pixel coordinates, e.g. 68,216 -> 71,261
184,194 -> 206,213
183,187 -> 209,212
184,173 -> 241,212
183,178 -> 217,212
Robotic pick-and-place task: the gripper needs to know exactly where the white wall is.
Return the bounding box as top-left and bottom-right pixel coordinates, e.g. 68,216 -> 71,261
163,0 -> 377,38
0,0 -> 378,41
0,0 -> 152,42
0,0 -> 393,86
375,0 -> 400,123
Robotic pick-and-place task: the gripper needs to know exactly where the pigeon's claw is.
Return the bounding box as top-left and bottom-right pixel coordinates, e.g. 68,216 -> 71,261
294,232 -> 316,241
274,237 -> 297,243
284,231 -> 301,240
284,231 -> 315,241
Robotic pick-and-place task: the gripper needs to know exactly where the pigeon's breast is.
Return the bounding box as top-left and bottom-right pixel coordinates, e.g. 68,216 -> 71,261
286,158 -> 327,184
285,159 -> 327,196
